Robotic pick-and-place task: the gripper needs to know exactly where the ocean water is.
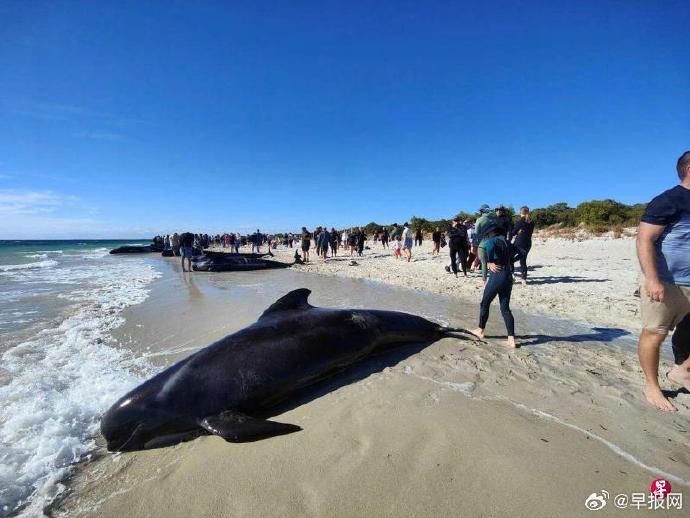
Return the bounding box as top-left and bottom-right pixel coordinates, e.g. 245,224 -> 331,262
0,240 -> 161,516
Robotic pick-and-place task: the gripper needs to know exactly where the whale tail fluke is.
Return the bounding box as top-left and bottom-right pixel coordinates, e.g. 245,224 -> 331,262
200,411 -> 301,443
441,326 -> 485,342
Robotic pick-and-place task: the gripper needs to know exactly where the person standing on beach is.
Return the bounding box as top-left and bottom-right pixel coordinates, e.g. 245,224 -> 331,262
234,232 -> 241,253
171,233 -> 181,256
355,227 -> 366,256
448,217 -> 470,277
465,220 -> 476,270
251,229 -> 263,254
300,227 -> 311,263
470,223 -> 516,348
180,231 -> 194,272
431,226 -> 442,255
511,206 -> 535,284
318,227 -> 330,259
475,205 -> 496,284
636,150 -> 690,411
401,222 -> 413,262
415,227 -> 423,247
330,228 -> 339,257
381,227 -> 389,249
314,227 -> 322,256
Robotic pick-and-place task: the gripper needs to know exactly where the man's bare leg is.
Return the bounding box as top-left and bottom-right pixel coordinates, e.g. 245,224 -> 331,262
638,329 -> 676,411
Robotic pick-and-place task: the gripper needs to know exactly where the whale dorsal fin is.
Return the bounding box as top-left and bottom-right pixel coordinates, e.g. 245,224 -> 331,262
259,288 -> 313,319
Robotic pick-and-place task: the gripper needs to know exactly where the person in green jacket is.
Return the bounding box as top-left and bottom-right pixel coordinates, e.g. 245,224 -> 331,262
475,204 -> 497,284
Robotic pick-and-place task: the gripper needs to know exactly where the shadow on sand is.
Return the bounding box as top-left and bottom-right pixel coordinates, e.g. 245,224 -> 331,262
524,276 -> 609,285
484,326 -> 631,347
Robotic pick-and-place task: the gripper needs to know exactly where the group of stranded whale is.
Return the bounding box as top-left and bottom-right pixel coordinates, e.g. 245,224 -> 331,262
101,289 -> 474,451
109,242 -> 292,272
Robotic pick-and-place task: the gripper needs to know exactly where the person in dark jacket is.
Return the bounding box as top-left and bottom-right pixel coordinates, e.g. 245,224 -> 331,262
180,231 -> 195,272
355,227 -> 367,256
511,206 -> 535,283
447,218 -> 469,277
415,228 -> 423,247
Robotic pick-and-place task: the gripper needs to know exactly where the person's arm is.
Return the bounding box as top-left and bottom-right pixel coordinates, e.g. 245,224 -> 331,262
636,222 -> 667,301
485,238 -> 503,272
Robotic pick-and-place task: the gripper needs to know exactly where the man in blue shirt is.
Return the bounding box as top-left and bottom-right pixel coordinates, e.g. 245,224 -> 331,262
637,150 -> 690,411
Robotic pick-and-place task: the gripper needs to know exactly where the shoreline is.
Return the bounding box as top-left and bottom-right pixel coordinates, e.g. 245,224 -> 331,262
49,244 -> 690,517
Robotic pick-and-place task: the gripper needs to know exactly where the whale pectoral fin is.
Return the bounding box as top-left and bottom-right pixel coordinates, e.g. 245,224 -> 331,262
199,411 -> 302,443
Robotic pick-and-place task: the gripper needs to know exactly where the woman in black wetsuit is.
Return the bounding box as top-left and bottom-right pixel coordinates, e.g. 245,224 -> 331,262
471,223 -> 517,348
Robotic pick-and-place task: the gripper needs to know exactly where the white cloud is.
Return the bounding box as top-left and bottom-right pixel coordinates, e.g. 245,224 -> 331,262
0,190 -> 77,216
0,189 -> 156,239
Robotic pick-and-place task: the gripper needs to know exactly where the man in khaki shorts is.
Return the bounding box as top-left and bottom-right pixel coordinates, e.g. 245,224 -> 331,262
637,150 -> 690,411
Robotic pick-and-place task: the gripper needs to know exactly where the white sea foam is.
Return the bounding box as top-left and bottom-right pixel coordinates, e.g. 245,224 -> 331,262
0,260 -> 58,273
79,247 -> 109,259
23,254 -> 48,259
0,258 -> 161,515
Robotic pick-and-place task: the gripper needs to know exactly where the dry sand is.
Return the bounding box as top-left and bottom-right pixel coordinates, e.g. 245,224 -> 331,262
50,236 -> 690,518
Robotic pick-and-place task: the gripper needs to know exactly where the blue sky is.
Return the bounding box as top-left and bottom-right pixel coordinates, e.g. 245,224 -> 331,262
1,1 -> 688,238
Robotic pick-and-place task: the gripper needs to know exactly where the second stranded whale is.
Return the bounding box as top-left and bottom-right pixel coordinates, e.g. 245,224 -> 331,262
101,289 -> 474,451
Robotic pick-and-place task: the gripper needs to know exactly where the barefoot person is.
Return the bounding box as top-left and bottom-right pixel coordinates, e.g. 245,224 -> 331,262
447,217 -> 469,277
471,223 -> 517,348
431,226 -> 442,255
179,231 -> 194,272
300,227 -> 311,263
636,150 -> 690,411
401,222 -> 413,262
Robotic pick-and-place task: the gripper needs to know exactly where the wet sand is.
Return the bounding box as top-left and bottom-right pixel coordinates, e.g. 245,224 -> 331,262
51,252 -> 690,517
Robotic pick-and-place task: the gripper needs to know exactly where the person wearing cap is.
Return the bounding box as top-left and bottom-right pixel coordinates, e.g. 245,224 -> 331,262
475,204 -> 497,284
471,222 -> 517,348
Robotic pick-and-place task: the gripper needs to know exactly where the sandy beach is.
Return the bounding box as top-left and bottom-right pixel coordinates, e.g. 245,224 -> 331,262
49,234 -> 690,518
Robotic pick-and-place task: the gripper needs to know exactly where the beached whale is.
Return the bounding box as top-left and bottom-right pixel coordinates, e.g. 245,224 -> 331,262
110,245 -> 159,254
192,254 -> 289,272
100,289 -> 473,451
